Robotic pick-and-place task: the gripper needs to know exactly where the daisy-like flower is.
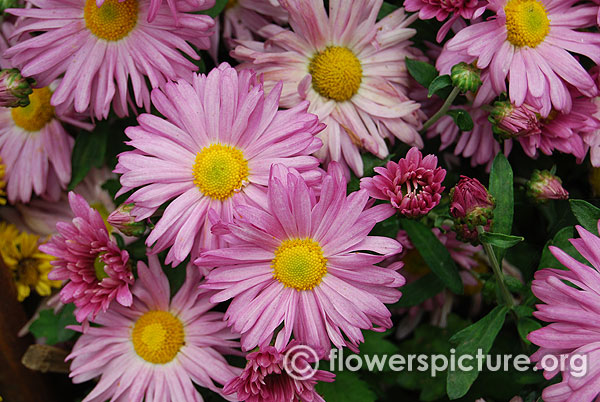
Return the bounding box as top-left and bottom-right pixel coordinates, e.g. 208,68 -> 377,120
0,84 -> 92,204
404,0 -> 487,42
96,0 -> 214,23
196,163 -> 404,352
232,0 -> 424,177
360,147 -> 446,218
115,63 -> 323,266
528,221 -> 600,401
439,0 -> 600,116
67,255 -> 240,402
223,341 -> 335,402
0,222 -> 60,301
5,0 -> 214,119
39,192 -> 134,323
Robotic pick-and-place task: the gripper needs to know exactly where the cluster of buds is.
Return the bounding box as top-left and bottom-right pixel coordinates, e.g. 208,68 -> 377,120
107,203 -> 146,237
526,169 -> 569,203
489,101 -> 541,139
450,176 -> 495,243
0,69 -> 34,108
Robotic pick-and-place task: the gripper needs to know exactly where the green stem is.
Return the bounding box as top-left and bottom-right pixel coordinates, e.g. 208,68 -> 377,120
421,86 -> 461,132
477,226 -> 513,308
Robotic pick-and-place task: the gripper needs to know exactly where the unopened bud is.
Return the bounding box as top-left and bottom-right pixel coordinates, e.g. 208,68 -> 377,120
0,69 -> 34,108
107,203 -> 146,237
450,176 -> 495,243
526,170 -> 568,203
450,62 -> 482,93
489,101 -> 541,139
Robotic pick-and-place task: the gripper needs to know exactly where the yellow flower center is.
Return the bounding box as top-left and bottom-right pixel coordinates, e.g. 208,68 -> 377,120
11,87 -> 55,132
272,238 -> 327,291
309,46 -> 362,102
131,311 -> 185,364
193,144 -> 249,201
504,0 -> 550,48
84,0 -> 139,41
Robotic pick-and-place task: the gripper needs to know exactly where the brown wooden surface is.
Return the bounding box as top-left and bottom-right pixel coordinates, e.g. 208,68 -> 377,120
0,256 -> 59,402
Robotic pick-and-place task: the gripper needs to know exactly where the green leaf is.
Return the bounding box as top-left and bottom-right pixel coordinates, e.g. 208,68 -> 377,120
400,219 -> 463,294
446,306 -> 510,399
489,153 -> 514,262
406,58 -> 438,89
569,199 -> 600,235
446,109 -> 474,131
393,273 -> 445,307
30,304 -> 78,345
377,1 -> 398,19
538,226 -> 587,270
68,124 -> 109,190
199,0 -> 228,17
517,317 -> 542,345
428,75 -> 452,98
359,331 -> 400,369
479,232 -> 524,249
315,371 -> 376,402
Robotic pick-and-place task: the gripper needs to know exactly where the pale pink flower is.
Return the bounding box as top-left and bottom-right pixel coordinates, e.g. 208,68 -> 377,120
39,192 -> 134,323
232,0 -> 424,176
115,63 -> 323,266
5,0 -> 214,119
360,147 -> 446,218
196,163 -> 404,353
67,255 -> 240,402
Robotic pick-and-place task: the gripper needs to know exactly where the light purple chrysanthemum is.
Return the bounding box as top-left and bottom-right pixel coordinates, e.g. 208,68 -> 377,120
5,0 -> 214,119
196,163 -> 404,353
40,192 -> 134,323
67,255 -> 240,402
232,0 -> 424,177
115,63 -> 324,266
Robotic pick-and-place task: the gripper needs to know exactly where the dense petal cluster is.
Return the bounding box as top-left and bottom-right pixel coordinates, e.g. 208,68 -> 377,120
40,192 -> 134,323
360,147 -> 446,218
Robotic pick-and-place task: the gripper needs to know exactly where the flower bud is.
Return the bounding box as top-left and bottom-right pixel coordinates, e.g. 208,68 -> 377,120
489,100 -> 541,139
450,62 -> 482,93
107,203 -> 146,237
450,176 -> 495,243
0,69 -> 34,108
526,169 -> 568,203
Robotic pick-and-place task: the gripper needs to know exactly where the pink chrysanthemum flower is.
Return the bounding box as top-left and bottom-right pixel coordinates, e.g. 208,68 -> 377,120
221,0 -> 287,47
0,85 -> 93,204
528,221 -> 600,402
67,255 -> 240,402
115,63 -> 323,266
196,163 -> 404,352
5,0 -> 214,119
39,192 -> 134,323
223,341 -> 335,402
360,147 -> 446,218
96,0 -> 214,23
232,0 -> 424,177
404,0 -> 487,42
438,0 -> 600,117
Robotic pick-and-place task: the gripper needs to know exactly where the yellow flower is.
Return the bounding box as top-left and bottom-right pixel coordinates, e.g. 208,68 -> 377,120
0,223 -> 60,301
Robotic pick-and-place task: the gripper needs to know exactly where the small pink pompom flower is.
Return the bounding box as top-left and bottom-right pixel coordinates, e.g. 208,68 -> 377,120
196,163 -> 404,353
360,147 -> 446,218
529,221 -> 600,401
223,341 -> 335,402
404,0 -> 487,42
39,192 -> 134,323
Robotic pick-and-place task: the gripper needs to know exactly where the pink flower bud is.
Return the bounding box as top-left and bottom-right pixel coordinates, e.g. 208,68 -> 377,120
526,169 -> 568,203
450,176 -> 495,243
107,203 -> 146,237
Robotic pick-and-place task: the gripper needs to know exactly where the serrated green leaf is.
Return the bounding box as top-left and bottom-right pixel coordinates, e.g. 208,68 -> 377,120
446,109 -> 474,131
479,232 -> 524,249
446,306 -> 509,399
428,75 -> 452,98
30,304 -> 78,345
377,1 -> 398,19
393,273 -> 445,307
569,199 -> 600,235
315,371 -> 376,402
68,124 -> 109,190
489,153 -> 514,262
400,219 -> 463,294
406,58 -> 438,89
